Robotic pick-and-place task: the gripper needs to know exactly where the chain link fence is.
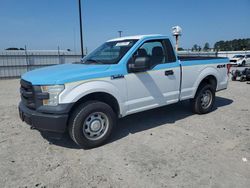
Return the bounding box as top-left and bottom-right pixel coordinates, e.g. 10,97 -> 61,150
0,50 -> 82,79
1,49 -> 249,79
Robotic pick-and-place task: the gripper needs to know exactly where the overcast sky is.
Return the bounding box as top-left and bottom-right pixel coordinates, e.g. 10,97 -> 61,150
0,0 -> 249,52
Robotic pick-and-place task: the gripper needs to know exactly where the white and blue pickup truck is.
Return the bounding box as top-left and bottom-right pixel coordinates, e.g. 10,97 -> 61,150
19,34 -> 230,148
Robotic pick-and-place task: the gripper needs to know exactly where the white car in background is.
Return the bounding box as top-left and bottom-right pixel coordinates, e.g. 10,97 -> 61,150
230,54 -> 250,66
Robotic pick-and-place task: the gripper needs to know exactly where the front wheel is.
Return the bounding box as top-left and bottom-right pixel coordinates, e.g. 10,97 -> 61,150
191,84 -> 215,114
68,101 -> 116,149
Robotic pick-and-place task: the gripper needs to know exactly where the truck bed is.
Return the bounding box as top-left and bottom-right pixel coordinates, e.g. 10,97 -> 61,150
178,56 -> 226,61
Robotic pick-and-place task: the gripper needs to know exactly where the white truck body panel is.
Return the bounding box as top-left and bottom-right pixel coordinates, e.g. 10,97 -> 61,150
124,64 -> 181,115
59,62 -> 228,117
181,63 -> 228,100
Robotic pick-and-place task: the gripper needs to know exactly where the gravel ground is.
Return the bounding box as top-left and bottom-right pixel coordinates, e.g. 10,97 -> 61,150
0,78 -> 249,188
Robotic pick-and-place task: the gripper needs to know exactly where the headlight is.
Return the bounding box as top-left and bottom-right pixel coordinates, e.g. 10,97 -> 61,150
41,85 -> 64,106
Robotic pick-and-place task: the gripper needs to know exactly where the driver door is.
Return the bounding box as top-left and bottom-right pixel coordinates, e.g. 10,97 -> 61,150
124,39 -> 180,115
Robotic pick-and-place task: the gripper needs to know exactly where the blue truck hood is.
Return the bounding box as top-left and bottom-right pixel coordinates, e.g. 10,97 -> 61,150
22,63 -> 112,85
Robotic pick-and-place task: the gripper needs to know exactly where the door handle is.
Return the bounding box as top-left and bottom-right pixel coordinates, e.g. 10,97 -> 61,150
165,70 -> 174,76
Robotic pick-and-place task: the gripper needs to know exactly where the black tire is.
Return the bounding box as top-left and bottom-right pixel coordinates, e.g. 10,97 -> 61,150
191,84 -> 215,114
242,61 -> 246,67
231,76 -> 236,81
240,76 -> 246,82
68,101 -> 116,149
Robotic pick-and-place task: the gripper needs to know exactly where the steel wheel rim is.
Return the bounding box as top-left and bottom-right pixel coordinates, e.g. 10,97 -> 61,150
83,112 -> 109,141
201,90 -> 212,109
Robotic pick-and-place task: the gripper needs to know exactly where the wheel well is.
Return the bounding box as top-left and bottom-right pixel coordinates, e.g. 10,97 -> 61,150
198,75 -> 217,91
69,92 -> 120,117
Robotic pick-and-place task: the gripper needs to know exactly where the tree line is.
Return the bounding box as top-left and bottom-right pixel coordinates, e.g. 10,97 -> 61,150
190,43 -> 210,52
214,38 -> 250,51
5,47 -> 25,50
181,38 -> 250,52
4,47 -> 72,51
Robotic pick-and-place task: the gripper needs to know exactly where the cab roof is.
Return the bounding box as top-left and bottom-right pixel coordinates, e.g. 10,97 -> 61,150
107,34 -> 168,42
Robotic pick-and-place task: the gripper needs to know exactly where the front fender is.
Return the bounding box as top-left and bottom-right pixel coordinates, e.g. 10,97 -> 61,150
59,79 -> 126,115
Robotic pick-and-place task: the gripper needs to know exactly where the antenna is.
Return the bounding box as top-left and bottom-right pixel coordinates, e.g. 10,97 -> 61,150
118,31 -> 123,37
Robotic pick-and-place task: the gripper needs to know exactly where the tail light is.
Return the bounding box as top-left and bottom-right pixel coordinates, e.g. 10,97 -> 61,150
226,64 -> 231,75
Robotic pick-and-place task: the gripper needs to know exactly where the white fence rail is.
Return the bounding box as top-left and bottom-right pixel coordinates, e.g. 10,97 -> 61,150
178,50 -> 250,58
0,50 -> 82,79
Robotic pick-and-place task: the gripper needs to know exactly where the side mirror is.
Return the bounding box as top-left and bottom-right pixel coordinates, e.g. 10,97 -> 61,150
129,57 -> 150,72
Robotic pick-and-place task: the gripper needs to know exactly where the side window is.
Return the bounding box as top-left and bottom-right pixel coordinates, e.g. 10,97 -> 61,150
132,39 -> 177,69
138,41 -> 166,68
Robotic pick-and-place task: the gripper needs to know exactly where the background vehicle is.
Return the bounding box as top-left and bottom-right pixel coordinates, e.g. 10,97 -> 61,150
230,54 -> 250,66
19,34 -> 229,148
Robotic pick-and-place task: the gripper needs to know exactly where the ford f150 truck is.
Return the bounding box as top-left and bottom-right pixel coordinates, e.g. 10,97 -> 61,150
19,34 -> 229,148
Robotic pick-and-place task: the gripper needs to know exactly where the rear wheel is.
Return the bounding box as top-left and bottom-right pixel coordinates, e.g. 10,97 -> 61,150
68,101 -> 116,149
191,84 -> 215,114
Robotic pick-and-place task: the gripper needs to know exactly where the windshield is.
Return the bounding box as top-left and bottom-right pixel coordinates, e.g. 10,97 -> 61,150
233,55 -> 244,58
81,39 -> 138,64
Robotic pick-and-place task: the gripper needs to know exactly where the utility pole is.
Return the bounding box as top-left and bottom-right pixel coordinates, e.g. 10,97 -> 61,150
78,0 -> 84,58
118,31 -> 123,37
57,46 -> 61,64
24,45 -> 29,71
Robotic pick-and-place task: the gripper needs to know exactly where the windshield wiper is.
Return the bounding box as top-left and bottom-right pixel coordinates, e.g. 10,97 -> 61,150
84,59 -> 102,64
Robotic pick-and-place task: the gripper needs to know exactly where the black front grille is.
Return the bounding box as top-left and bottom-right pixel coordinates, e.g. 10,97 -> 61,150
20,79 -> 36,109
230,60 -> 237,62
